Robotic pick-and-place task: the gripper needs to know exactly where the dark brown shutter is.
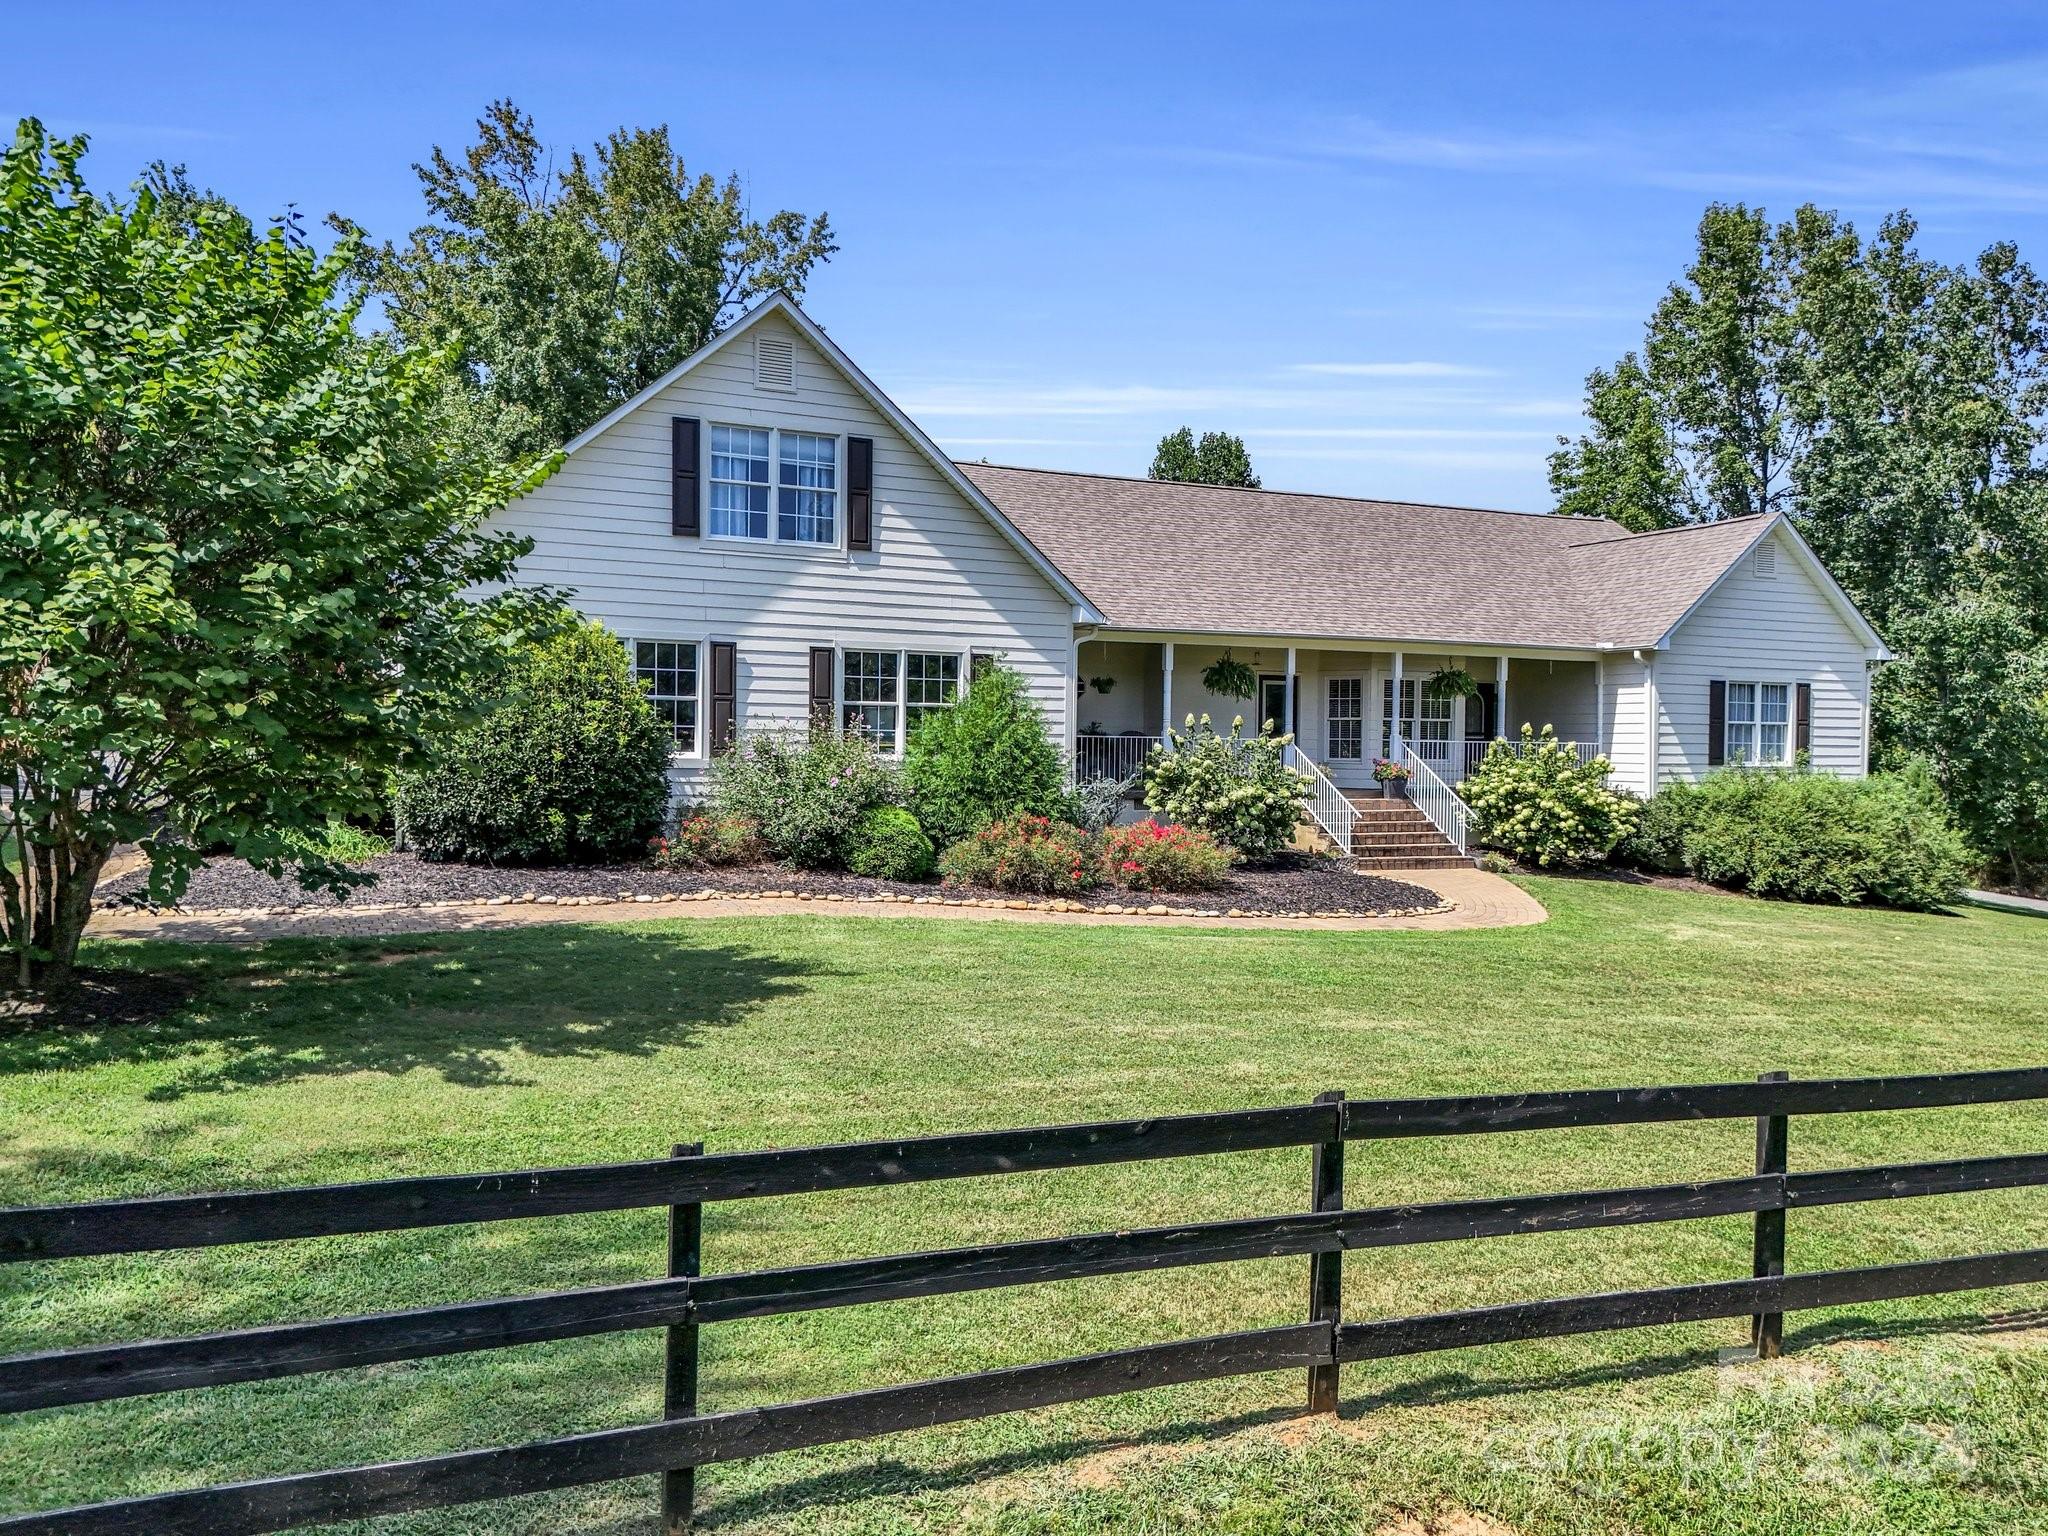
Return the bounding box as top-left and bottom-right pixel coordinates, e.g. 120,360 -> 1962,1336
808,646 -> 835,733
1707,679 -> 1727,767
969,651 -> 996,683
1795,682 -> 1812,757
846,436 -> 874,551
707,641 -> 737,752
671,418 -> 701,536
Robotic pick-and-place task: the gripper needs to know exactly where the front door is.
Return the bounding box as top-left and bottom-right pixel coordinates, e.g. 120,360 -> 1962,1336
1257,674 -> 1297,738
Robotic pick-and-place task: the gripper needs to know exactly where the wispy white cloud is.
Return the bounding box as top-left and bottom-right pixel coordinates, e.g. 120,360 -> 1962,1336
1286,361 -> 1498,378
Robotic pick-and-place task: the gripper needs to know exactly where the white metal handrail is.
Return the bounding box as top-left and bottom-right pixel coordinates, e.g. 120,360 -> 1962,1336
1284,745 -> 1356,855
1072,733 -> 1156,788
1397,740 -> 1471,856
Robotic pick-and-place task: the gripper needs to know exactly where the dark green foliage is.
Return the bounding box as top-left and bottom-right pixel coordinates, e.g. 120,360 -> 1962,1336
711,730 -> 899,870
845,806 -> 936,882
337,99 -> 837,461
902,663 -> 1066,847
1621,767 -> 1973,910
1875,602 -> 2048,892
395,622 -> 672,865
1148,427 -> 1260,488
0,118 -> 555,988
1549,200 -> 2048,883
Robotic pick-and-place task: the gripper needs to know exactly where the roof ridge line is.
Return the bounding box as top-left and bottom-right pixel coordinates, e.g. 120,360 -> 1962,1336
957,459 -> 1620,525
1566,513 -> 1772,549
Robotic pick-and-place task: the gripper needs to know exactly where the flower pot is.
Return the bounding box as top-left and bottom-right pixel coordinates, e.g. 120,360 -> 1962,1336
1386,781 -> 1408,799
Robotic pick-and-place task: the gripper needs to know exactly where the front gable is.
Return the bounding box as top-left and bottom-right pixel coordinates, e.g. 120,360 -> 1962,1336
492,301 -> 1085,773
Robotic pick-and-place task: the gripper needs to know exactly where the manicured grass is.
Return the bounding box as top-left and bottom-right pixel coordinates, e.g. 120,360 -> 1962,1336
4,877 -> 2048,1533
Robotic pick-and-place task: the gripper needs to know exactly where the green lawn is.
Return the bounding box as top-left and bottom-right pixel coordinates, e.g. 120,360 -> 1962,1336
4,878 -> 2048,1534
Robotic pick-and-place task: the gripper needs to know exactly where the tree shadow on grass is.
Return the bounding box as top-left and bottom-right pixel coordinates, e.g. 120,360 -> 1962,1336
0,925 -> 827,1099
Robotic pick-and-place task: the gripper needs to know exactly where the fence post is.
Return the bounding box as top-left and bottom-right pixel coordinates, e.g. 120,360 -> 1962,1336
1751,1072 -> 1788,1359
1307,1090 -> 1345,1414
661,1141 -> 704,1535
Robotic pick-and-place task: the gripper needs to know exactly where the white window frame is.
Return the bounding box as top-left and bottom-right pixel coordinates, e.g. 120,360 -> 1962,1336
627,636 -> 707,761
1380,677 -> 1453,757
834,644 -> 971,756
1725,678 -> 1794,767
705,423 -> 841,550
1326,676 -> 1365,761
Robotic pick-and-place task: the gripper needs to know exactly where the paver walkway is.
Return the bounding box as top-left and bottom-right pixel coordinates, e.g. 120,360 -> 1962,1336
87,866 -> 1544,943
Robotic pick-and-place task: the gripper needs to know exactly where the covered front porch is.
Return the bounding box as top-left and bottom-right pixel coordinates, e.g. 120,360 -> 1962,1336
1072,634 -> 1605,791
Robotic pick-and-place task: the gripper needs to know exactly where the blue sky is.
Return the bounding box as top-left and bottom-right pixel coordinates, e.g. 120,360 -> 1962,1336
9,2 -> 2048,509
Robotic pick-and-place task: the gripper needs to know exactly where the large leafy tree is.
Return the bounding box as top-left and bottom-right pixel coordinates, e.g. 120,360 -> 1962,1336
1149,426 -> 1261,488
337,100 -> 837,460
0,119 -> 558,992
1552,200 -> 2048,886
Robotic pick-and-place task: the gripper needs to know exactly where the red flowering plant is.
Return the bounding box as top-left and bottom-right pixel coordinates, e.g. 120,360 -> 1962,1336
649,810 -> 765,870
936,814 -> 1100,894
1102,819 -> 1231,892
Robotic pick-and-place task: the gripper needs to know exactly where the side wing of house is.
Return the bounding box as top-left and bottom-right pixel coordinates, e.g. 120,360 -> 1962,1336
1597,653 -> 1654,795
492,306 -> 1080,796
1651,522 -> 1878,784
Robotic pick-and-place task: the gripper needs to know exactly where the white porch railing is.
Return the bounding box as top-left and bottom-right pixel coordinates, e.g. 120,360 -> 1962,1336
1072,733 -> 1156,788
1396,740 -> 1471,857
1284,745 -> 1356,855
1410,736 -> 1595,787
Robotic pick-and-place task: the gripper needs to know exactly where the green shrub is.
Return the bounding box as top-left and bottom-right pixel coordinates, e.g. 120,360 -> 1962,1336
938,815 -> 1099,894
1460,724 -> 1638,868
903,662 -> 1067,846
1616,780 -> 1702,874
652,812 -> 763,869
1659,764 -> 1971,910
1139,714 -> 1310,859
277,821 -> 391,867
1103,819 -> 1230,892
395,621 -> 673,865
845,806 -> 936,881
711,729 -> 898,870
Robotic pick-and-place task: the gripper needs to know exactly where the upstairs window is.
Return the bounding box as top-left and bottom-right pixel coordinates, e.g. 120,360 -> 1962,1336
709,426 -> 770,540
708,425 -> 838,546
778,432 -> 838,544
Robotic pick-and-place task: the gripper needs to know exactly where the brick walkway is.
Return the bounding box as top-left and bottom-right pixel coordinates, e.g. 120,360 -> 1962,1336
87,867 -> 1543,944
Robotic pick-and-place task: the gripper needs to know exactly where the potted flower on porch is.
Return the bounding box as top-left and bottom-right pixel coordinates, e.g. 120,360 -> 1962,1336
1372,756 -> 1412,798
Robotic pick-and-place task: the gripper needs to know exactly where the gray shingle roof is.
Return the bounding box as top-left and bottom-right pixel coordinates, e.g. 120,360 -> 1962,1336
955,462 -> 1775,650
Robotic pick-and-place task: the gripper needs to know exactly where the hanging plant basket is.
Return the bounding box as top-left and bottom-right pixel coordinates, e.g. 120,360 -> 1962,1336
1200,650 -> 1258,701
1426,666 -> 1480,702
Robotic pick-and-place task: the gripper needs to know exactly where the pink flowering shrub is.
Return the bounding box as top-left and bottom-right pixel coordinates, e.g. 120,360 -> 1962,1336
1102,819 -> 1230,892
938,815 -> 1099,894
650,812 -> 764,870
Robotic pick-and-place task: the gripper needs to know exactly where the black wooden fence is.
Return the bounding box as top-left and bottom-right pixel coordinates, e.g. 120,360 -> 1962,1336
3,1065 -> 2048,1534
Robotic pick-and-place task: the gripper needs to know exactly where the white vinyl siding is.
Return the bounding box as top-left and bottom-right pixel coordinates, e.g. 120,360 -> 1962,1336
490,312 -> 1075,798
1599,654 -> 1654,795
1655,525 -> 1874,784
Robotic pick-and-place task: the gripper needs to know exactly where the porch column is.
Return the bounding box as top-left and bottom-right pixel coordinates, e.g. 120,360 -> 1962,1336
1594,655 -> 1606,755
1284,646 -> 1297,745
1496,653 -> 1510,741
1067,635 -> 1081,767
1390,650 -> 1404,755
1160,642 -> 1175,751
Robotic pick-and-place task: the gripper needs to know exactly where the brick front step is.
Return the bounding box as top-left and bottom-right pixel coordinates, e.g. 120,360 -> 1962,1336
1354,855 -> 1474,870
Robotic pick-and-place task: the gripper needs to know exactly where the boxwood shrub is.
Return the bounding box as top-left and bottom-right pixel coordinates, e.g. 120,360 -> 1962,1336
1619,763 -> 1973,910
395,621 -> 672,865
846,806 -> 936,881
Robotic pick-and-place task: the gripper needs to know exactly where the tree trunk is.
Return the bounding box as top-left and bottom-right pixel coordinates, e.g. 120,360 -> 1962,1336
43,843 -> 111,987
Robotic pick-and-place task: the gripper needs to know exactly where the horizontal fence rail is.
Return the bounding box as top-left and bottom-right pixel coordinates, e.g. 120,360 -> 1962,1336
3,1065 -> 2046,1534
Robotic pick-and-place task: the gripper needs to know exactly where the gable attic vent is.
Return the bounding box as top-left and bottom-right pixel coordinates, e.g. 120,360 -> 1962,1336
754,333 -> 797,392
1752,542 -> 1778,579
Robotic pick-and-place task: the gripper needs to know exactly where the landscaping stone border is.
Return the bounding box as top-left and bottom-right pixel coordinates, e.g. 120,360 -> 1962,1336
102,885 -> 1454,924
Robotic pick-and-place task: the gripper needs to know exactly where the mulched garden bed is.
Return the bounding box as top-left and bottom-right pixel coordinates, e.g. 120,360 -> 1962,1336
98,851 -> 1449,921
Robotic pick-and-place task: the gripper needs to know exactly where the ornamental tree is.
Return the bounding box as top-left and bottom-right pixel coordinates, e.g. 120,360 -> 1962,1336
0,120 -> 558,992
